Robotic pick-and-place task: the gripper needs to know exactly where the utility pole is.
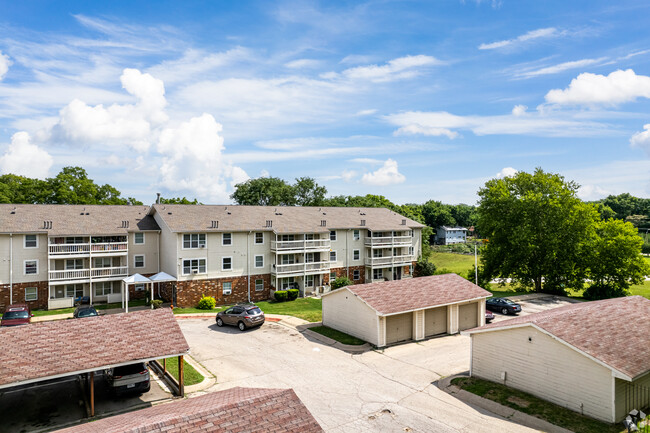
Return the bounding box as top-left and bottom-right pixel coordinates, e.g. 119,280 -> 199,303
474,243 -> 478,286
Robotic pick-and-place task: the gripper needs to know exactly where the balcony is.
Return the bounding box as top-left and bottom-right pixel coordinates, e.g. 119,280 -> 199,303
364,236 -> 412,247
273,261 -> 331,276
271,239 -> 330,252
49,266 -> 128,283
91,266 -> 129,279
364,255 -> 414,268
48,242 -> 128,256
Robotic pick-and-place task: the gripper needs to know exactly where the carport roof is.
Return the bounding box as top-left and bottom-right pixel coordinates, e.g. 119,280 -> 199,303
463,296 -> 650,381
56,387 -> 323,433
335,273 -> 491,315
0,309 -> 189,389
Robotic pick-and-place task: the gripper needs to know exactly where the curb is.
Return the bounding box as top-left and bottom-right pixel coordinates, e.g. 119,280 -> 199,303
438,375 -> 573,433
183,355 -> 216,394
299,322 -> 372,354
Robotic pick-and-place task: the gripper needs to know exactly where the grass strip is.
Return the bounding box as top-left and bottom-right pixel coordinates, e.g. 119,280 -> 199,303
309,325 -> 366,345
160,357 -> 204,386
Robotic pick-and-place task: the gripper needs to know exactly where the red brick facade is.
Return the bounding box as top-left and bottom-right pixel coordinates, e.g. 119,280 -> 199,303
0,281 -> 49,312
168,274 -> 272,308
327,267 -> 366,285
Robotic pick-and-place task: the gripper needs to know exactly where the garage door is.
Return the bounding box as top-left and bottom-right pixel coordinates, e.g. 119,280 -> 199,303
458,303 -> 478,331
425,307 -> 447,337
385,313 -> 413,345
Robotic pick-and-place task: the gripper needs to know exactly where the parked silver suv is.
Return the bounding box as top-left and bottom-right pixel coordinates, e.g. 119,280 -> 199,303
216,304 -> 265,331
105,362 -> 151,396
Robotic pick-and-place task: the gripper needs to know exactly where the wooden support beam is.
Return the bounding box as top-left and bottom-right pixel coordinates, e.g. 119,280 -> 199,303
178,355 -> 185,397
90,371 -> 95,417
163,358 -> 167,375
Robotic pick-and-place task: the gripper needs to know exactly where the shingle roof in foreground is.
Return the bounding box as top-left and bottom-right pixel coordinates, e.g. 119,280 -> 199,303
0,309 -> 189,388
464,296 -> 650,380
339,273 -> 491,315
56,387 -> 323,433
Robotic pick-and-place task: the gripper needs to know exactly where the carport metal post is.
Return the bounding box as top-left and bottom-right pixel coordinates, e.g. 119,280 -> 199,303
178,355 -> 185,397
90,371 -> 95,417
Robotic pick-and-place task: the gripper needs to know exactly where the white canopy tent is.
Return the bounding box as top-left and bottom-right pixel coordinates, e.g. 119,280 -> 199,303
149,272 -> 177,305
122,273 -> 153,312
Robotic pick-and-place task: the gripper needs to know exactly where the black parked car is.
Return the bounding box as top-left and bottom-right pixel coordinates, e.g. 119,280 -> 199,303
216,304 -> 265,331
486,298 -> 522,315
73,305 -> 99,318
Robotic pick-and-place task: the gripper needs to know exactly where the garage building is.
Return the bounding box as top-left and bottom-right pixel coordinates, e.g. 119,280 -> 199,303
322,273 -> 490,347
462,296 -> 650,423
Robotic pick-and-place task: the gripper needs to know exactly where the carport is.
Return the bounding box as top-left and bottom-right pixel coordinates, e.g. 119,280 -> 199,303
0,309 -> 189,417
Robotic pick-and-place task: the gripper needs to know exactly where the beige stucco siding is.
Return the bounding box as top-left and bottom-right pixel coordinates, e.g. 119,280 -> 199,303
153,213 -> 178,278
322,288 -> 379,346
615,373 -> 650,422
471,326 -> 614,422
0,234 -> 49,284
128,232 -> 159,275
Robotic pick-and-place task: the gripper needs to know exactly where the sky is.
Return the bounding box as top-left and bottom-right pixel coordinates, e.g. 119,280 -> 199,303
0,0 -> 649,205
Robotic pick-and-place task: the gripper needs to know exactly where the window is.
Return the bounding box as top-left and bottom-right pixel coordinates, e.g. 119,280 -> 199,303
373,249 -> 383,258
94,257 -> 112,268
329,272 -> 336,282
255,255 -> 264,268
305,233 -> 314,241
353,270 -> 360,280
24,235 -> 38,248
281,255 -> 294,265
95,282 -> 114,296
281,277 -> 295,290
223,282 -> 232,295
134,255 -> 145,268
255,232 -> 264,244
66,259 -> 83,270
183,233 -> 206,249
25,287 -> 37,301
329,251 -> 337,262
222,233 -> 232,246
409,265 -> 414,275
255,278 -> 264,291
353,249 -> 360,261
24,260 -> 38,275
305,275 -> 314,287
135,283 -> 145,291
66,284 -> 84,298
373,269 -> 383,280
222,257 -> 232,271
182,259 -> 206,275
409,246 -> 414,256
134,233 -> 145,244
66,237 -> 84,244
353,230 -> 360,241
329,230 -> 336,241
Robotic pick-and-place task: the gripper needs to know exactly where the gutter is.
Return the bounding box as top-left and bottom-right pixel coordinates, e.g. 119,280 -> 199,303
9,233 -> 13,304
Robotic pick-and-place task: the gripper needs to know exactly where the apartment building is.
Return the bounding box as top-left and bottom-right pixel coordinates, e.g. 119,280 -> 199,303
0,204 -> 423,311
435,226 -> 467,245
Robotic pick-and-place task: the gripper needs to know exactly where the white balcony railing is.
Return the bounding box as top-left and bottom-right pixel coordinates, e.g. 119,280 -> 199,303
274,261 -> 331,275
91,266 -> 129,278
49,266 -> 128,281
271,239 -> 331,251
364,255 -> 414,267
364,236 -> 412,247
49,242 -> 128,255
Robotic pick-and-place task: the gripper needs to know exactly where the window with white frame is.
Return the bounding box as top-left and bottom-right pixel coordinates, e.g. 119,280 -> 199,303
305,275 -> 314,287
330,230 -> 336,241
134,232 -> 145,244
222,233 -> 232,246
24,260 -> 38,275
353,270 -> 360,280
409,264 -> 414,275
183,233 -> 206,249
281,255 -> 294,265
255,278 -> 264,291
305,233 -> 314,240
66,259 -> 83,270
223,282 -> 232,295
255,232 -> 264,244
95,281 -> 114,296
25,287 -> 37,301
66,284 -> 84,298
135,283 -> 145,291
24,235 -> 38,248
353,230 -> 360,241
329,272 -> 336,282
182,258 -> 206,275
95,257 -> 112,268
353,249 -> 360,261
222,257 -> 232,271
409,246 -> 414,256
373,269 -> 383,280
255,255 -> 264,268
134,255 -> 145,268
329,251 -> 336,262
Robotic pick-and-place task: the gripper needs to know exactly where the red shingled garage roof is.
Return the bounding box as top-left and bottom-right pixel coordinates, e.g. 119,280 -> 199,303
0,309 -> 189,389
56,387 -> 323,433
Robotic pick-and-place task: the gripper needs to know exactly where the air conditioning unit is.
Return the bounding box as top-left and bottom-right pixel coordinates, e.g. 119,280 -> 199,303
199,244 -> 206,248
192,270 -> 199,274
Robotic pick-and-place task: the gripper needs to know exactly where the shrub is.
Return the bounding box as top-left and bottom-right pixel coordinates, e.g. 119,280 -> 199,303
287,288 -> 299,300
331,276 -> 353,290
584,283 -> 628,300
274,290 -> 288,302
151,299 -> 163,309
197,295 -> 216,310
415,257 -> 436,277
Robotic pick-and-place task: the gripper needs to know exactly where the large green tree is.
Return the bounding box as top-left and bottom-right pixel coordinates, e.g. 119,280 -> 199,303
421,200 -> 455,229
478,168 -> 600,294
230,177 -> 296,206
293,177 -> 327,206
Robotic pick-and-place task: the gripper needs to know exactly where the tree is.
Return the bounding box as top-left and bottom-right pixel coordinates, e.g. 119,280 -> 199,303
230,177 -> 296,206
449,204 -> 478,229
331,276 -> 354,290
159,196 -> 201,204
293,177 -> 327,206
421,200 -> 455,230
478,168 -> 599,294
414,257 -> 436,277
0,174 -> 49,203
583,219 -> 650,299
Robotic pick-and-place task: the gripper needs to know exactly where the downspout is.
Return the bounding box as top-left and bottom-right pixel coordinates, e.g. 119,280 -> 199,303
157,230 -> 161,298
9,234 -> 13,304
247,231 -> 251,303
346,229 -> 349,277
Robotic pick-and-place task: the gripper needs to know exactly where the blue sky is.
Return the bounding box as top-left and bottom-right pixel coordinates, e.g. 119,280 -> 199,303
0,1 -> 649,205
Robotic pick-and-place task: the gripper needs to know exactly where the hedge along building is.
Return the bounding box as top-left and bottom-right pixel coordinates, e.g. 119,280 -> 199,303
149,204 -> 424,308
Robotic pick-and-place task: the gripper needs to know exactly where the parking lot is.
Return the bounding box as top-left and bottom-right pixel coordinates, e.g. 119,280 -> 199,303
490,294 -> 582,323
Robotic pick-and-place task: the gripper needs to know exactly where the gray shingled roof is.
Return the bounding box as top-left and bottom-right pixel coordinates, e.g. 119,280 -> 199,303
0,309 -> 189,388
151,204 -> 424,234
0,204 -> 159,236
464,296 -> 650,380
331,273 -> 491,316
56,387 -> 323,433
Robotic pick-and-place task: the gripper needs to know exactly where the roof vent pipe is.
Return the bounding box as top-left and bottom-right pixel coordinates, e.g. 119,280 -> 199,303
156,193 -> 161,204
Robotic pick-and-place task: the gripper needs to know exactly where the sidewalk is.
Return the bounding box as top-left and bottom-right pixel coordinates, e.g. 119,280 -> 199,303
31,304 -> 154,322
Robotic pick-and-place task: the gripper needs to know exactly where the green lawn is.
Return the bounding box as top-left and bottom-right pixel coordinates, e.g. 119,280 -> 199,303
429,252 -> 476,275
172,297 -> 323,322
451,377 -> 620,433
630,280 -> 650,299
32,299 -> 148,317
160,357 -> 204,386
172,306 -> 226,315
309,325 -> 366,345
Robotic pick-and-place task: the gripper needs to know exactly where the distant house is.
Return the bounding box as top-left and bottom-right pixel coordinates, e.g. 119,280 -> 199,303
462,296 -> 650,423
435,226 -> 467,245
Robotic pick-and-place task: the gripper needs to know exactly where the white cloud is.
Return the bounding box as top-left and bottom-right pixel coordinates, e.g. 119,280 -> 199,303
511,105 -> 527,116
340,54 -> 373,64
50,68 -> 168,152
338,55 -> 443,83
479,28 -> 559,50
0,51 -> 11,80
146,47 -> 251,84
577,184 -> 612,201
361,158 -> 406,186
0,132 -> 53,179
393,124 -> 458,139
341,169 -> 357,182
259,169 -> 270,178
285,59 -> 321,69
496,167 -> 518,178
156,113 -> 248,202
355,109 -> 378,116
630,124 -> 650,154
515,58 -> 607,79
349,158 -> 383,164
545,69 -> 650,106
